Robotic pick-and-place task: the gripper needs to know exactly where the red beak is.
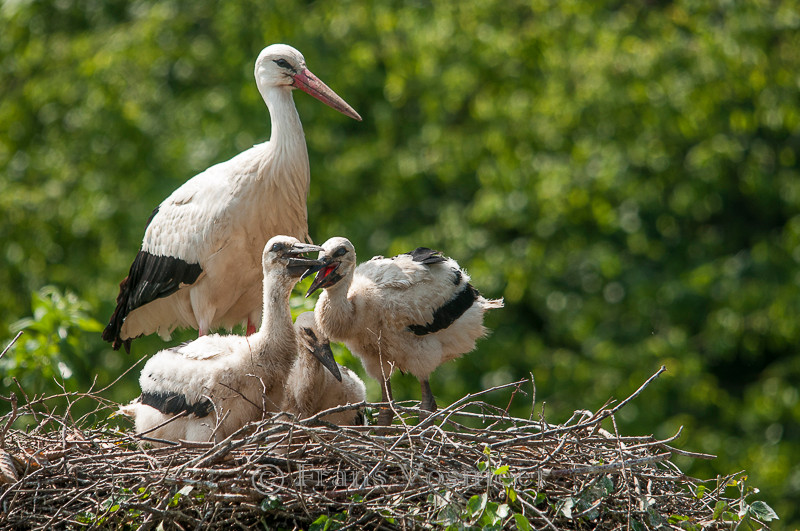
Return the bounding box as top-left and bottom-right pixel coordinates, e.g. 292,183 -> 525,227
293,69 -> 362,121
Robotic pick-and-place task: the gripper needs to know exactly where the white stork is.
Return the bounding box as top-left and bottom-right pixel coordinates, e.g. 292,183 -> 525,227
303,238 -> 504,425
119,236 -> 328,445
104,44 -> 361,352
282,311 -> 366,425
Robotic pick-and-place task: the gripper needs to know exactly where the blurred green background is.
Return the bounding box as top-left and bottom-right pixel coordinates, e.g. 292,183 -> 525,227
1,0 -> 798,526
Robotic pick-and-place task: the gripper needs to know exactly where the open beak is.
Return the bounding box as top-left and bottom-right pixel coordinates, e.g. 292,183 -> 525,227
293,69 -> 362,121
308,337 -> 343,382
303,258 -> 342,298
286,243 -> 325,278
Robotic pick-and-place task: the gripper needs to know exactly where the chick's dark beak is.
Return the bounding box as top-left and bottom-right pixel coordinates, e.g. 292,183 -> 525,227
303,258 -> 342,298
302,327 -> 342,382
286,243 -> 325,278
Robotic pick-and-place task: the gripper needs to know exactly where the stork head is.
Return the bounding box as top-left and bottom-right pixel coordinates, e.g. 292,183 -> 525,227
294,312 -> 342,382
302,237 -> 357,297
255,44 -> 362,121
262,235 -> 325,280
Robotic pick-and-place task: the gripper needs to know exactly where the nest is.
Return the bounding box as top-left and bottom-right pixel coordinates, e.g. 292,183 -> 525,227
0,367 -> 770,530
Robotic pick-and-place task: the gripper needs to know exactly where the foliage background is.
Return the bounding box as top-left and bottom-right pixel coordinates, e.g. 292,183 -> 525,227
1,0 -> 798,526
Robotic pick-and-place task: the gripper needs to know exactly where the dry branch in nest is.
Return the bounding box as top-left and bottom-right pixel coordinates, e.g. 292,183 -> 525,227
0,366 -> 774,530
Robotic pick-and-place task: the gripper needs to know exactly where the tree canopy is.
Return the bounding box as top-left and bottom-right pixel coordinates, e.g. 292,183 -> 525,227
1,0 -> 798,525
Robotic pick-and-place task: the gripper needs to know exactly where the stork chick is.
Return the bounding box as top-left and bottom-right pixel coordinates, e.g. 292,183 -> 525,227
104,44 -> 361,352
120,236 -> 327,445
304,238 -> 504,425
282,312 -> 366,425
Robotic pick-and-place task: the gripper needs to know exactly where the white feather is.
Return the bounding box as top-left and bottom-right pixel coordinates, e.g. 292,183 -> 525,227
282,312 -> 366,425
120,236 -> 313,446
312,238 -> 503,412
107,44 -> 359,348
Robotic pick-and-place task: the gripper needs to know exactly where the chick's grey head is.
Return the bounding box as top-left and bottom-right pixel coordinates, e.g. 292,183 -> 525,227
262,235 -> 324,279
303,237 -> 356,296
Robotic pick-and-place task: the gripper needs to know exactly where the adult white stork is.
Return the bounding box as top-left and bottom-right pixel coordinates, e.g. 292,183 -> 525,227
282,311 -> 366,425
304,238 -> 504,425
104,44 -> 361,352
119,236 -> 328,445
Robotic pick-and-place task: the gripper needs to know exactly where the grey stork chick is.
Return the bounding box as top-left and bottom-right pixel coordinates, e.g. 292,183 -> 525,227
304,238 -> 504,425
103,44 -> 361,352
119,236 -> 327,445
282,312 -> 366,425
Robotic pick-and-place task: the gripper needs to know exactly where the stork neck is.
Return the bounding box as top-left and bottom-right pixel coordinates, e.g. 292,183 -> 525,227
254,274 -> 296,357
317,275 -> 356,340
263,87 -> 308,154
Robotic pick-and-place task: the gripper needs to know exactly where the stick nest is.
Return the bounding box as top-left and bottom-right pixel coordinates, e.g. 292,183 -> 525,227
0,368 -> 770,530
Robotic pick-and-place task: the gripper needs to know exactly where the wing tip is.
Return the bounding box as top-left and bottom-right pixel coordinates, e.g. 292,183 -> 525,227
404,247 -> 446,265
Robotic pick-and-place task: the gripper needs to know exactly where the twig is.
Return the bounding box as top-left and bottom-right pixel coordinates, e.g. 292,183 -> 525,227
542,452 -> 672,477
0,331 -> 23,360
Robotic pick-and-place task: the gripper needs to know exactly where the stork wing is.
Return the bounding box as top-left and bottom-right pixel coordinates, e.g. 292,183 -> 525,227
103,146 -> 264,350
172,335 -> 239,360
137,338 -> 236,417
355,252 -> 471,329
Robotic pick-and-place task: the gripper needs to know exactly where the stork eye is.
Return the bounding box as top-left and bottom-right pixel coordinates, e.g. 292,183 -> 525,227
271,242 -> 285,252
273,58 -> 292,69
333,247 -> 348,258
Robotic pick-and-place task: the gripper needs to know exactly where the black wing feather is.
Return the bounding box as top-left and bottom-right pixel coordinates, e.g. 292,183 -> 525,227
141,391 -> 214,418
407,283 -> 480,335
403,247 -> 446,265
103,208 -> 203,351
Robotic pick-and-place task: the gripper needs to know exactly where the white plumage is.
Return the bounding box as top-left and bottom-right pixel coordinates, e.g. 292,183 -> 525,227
282,312 -> 366,426
104,44 -> 361,351
305,237 -> 504,425
120,236 -> 324,445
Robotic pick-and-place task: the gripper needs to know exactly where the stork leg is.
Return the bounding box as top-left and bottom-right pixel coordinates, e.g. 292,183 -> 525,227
377,377 -> 394,426
419,379 -> 438,421
246,318 -> 256,336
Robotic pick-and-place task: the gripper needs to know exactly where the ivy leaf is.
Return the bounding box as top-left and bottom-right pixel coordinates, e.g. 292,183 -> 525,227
748,501 -> 779,522
712,501 -> 728,520
513,513 -> 533,531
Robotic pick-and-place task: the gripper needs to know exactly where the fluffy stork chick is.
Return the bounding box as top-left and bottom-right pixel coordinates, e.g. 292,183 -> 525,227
119,236 -> 327,445
282,312 -> 366,426
103,44 -> 361,352
304,238 -> 504,425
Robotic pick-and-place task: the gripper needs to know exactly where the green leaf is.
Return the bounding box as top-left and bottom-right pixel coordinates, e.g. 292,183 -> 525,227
506,486 -> 517,503
646,507 -> 668,528
712,501 -> 728,520
599,475 -> 614,495
695,485 -> 707,499
260,496 -> 282,511
748,501 -> 779,522
308,514 -> 329,531
481,501 -> 500,526
630,519 -> 646,531
493,465 -> 510,475
721,511 -> 740,522
513,513 -> 533,531
466,493 -> 487,518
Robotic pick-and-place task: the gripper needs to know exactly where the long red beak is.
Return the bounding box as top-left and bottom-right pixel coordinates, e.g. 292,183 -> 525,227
293,69 -> 362,121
